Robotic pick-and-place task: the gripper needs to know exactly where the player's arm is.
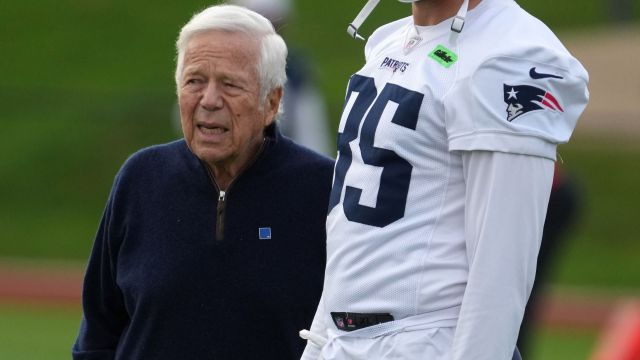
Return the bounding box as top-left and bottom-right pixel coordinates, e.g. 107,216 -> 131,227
443,47 -> 588,359
72,177 -> 129,359
452,150 -> 553,360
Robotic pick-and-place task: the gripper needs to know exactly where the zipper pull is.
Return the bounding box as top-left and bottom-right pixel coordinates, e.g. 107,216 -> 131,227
216,190 -> 227,242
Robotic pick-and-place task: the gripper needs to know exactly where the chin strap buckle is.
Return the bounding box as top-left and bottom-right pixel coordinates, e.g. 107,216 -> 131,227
451,15 -> 465,33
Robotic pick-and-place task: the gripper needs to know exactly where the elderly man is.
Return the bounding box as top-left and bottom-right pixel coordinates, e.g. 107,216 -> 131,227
73,5 -> 334,360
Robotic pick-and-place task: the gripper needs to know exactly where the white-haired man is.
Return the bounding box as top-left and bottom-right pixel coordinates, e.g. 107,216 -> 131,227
73,5 -> 334,359
301,0 -> 589,359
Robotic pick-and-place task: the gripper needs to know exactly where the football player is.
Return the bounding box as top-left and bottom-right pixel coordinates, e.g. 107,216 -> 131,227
301,0 -> 589,359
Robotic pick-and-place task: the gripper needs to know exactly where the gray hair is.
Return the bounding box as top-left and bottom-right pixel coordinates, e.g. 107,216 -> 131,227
175,4 -> 288,103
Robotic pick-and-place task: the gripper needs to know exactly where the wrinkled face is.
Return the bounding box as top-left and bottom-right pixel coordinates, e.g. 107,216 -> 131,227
178,30 -> 280,171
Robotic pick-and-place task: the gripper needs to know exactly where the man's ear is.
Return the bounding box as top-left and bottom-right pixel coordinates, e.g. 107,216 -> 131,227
264,87 -> 284,126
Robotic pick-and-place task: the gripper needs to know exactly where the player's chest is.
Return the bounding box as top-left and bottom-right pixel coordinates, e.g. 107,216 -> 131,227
361,42 -> 459,100
339,46 -> 459,155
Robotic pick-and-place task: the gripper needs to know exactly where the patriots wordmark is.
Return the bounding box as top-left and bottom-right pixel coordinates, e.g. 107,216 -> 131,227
379,57 -> 410,73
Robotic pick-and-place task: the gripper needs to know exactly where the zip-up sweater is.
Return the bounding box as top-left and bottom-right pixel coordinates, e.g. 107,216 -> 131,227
73,124 -> 335,360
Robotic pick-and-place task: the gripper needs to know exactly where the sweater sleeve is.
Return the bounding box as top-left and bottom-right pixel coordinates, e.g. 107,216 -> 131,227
73,175 -> 129,360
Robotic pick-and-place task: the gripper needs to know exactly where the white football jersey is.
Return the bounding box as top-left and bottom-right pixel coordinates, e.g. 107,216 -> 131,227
319,0 -> 588,340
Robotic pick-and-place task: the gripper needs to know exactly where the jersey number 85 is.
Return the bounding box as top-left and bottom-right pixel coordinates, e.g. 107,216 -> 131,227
328,74 -> 424,228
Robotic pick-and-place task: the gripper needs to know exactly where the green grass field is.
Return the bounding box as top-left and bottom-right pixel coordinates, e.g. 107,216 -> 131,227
548,138 -> 640,289
529,326 -> 599,359
0,303 -> 81,360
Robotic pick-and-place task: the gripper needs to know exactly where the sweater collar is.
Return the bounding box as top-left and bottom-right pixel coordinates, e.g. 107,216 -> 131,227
264,122 -> 280,143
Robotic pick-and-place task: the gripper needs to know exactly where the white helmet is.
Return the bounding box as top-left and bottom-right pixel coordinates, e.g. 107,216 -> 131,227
347,0 -> 469,41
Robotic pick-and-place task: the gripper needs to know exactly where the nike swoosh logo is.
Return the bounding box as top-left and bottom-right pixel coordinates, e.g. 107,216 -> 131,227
529,67 -> 564,80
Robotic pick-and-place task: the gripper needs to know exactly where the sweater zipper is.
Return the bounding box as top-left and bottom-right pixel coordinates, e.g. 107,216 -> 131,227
216,190 -> 226,241
209,139 -> 268,242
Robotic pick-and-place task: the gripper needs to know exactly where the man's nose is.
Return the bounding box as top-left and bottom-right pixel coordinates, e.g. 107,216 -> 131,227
200,82 -> 223,110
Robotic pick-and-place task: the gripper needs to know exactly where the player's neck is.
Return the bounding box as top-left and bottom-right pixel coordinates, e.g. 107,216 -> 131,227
412,0 -> 482,26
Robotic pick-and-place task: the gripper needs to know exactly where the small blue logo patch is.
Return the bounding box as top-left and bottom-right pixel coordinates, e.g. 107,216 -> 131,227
258,227 -> 272,240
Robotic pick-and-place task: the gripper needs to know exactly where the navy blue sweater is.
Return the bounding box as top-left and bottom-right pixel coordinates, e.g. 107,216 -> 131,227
73,125 -> 334,359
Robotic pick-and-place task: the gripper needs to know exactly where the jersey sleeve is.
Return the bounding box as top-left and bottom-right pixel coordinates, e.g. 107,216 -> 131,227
444,48 -> 589,160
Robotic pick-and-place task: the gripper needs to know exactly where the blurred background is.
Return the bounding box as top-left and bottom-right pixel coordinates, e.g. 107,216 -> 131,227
0,0 -> 638,359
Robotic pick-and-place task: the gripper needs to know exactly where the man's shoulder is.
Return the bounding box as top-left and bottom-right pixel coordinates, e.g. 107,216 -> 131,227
365,16 -> 412,57
443,2 -> 589,158
459,2 -> 586,82
466,1 -> 571,61
126,139 -> 186,161
268,139 -> 334,185
370,16 -> 412,42
119,139 -> 191,176
277,138 -> 335,169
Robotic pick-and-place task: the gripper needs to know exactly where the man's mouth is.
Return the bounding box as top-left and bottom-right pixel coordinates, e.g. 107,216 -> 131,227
198,124 -> 228,135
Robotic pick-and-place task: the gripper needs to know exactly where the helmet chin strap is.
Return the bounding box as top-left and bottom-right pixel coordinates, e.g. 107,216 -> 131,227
450,0 -> 469,32
347,0 -> 470,42
347,0 -> 382,41
449,0 -> 469,44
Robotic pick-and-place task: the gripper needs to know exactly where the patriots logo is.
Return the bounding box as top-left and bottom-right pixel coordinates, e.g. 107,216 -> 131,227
503,84 -> 564,122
